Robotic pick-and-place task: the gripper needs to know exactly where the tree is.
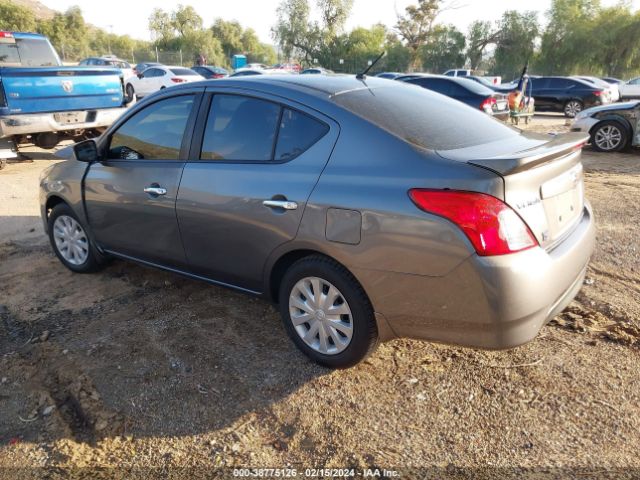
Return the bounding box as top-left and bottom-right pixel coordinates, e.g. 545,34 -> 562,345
421,24 -> 465,73
212,19 -> 244,57
0,0 -> 37,32
493,11 -> 539,79
395,0 -> 441,71
536,0 -> 601,74
171,5 -> 203,37
272,0 -> 313,61
466,20 -> 500,71
38,7 -> 89,60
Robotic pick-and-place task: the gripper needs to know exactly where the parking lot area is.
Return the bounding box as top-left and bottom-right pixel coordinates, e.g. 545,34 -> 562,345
0,114 -> 639,472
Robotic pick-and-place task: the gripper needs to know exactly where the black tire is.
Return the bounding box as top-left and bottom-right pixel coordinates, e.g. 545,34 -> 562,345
590,120 -> 629,153
47,203 -> 106,273
125,83 -> 135,102
278,255 -> 378,368
564,100 -> 583,118
0,159 -> 6,170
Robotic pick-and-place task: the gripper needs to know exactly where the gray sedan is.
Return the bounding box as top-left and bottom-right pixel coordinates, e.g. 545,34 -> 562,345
40,75 -> 595,368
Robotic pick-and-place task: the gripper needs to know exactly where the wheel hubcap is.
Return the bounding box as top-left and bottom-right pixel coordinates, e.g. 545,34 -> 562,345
53,215 -> 89,266
289,277 -> 353,355
565,101 -> 582,117
594,125 -> 622,151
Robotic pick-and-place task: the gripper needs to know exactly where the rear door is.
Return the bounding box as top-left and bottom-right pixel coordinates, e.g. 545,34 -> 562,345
176,91 -> 339,292
85,92 -> 201,268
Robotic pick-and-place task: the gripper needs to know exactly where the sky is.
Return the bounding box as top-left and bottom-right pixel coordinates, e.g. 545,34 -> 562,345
41,0 -> 639,43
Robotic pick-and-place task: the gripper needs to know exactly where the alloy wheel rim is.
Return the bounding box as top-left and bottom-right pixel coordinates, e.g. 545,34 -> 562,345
594,125 -> 622,151
565,101 -> 582,117
288,276 -> 353,355
53,215 -> 89,266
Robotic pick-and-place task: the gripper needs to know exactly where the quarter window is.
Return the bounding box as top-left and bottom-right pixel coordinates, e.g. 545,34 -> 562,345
108,95 -> 194,160
275,109 -> 328,161
200,95 -> 280,161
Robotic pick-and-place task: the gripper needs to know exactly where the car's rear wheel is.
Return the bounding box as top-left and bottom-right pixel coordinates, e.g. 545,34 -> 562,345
125,83 -> 135,102
279,255 -> 378,368
591,120 -> 628,152
564,100 -> 583,118
48,203 -> 105,273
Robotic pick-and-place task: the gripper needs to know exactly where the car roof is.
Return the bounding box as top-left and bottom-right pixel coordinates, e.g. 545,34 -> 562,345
172,74 -> 406,98
397,73 -> 494,93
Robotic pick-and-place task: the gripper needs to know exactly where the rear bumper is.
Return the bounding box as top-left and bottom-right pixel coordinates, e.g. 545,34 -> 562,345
358,202 -> 596,349
0,107 -> 127,138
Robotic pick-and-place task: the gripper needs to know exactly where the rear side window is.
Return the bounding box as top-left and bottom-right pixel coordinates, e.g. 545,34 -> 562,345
170,68 -> 198,76
201,95 -> 280,161
108,95 -> 194,160
333,85 -> 518,151
275,109 -> 329,161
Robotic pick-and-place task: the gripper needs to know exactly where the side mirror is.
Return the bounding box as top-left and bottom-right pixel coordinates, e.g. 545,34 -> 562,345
73,140 -> 99,163
137,73 -> 143,79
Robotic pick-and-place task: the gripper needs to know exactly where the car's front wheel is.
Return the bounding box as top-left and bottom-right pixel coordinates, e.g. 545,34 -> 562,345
279,255 -> 378,368
591,120 -> 628,152
48,203 -> 105,273
564,100 -> 584,118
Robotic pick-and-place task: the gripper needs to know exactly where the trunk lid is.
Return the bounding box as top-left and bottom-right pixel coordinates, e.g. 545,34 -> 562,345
0,66 -> 124,114
437,132 -> 589,249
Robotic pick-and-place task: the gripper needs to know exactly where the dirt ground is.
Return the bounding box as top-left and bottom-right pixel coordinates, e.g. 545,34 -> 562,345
0,114 -> 639,478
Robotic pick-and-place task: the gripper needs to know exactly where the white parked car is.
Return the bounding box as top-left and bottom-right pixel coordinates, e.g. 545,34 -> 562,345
575,76 -> 620,103
619,77 -> 640,99
79,55 -> 135,80
125,66 -> 202,100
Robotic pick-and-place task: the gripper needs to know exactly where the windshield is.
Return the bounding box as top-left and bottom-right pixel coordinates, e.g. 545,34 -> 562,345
0,37 -> 61,67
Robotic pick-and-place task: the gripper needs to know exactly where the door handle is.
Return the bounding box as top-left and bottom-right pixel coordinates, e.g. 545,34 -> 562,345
263,199 -> 298,210
144,186 -> 167,196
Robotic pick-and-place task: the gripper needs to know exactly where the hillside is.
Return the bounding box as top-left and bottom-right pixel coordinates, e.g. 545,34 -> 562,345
9,0 -> 55,19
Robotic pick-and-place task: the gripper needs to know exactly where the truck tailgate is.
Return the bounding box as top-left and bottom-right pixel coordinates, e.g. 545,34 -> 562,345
1,67 -> 123,114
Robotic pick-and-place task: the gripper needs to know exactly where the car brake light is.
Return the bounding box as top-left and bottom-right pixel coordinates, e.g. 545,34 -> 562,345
408,189 -> 538,256
480,97 -> 497,111
171,78 -> 186,83
593,90 -> 603,96
0,32 -> 14,38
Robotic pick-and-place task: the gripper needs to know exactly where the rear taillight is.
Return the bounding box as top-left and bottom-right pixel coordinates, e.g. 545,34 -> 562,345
171,78 -> 186,83
212,74 -> 224,79
480,97 -> 497,111
593,90 -> 603,96
0,32 -> 14,38
408,189 -> 538,256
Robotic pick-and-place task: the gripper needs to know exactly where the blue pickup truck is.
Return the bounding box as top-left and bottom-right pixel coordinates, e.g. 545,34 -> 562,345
0,31 -> 130,163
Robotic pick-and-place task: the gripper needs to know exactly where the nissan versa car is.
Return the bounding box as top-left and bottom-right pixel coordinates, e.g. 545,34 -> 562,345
40,75 -> 595,368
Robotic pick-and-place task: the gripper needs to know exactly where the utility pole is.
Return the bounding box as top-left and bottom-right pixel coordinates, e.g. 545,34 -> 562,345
107,25 -> 113,55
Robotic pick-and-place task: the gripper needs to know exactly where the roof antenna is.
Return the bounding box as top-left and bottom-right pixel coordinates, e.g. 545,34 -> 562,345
356,51 -> 386,80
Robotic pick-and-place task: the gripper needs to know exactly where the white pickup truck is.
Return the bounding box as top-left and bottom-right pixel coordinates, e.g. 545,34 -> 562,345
443,69 -> 502,86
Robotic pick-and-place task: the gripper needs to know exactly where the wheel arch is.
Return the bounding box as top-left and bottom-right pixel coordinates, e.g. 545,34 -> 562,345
45,194 -> 69,217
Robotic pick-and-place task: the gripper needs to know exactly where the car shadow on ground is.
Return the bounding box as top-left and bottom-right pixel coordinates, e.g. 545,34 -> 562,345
0,239 -> 327,445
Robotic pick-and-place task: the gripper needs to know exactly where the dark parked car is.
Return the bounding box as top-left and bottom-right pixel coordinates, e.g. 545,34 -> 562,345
191,65 -> 229,79
301,68 -> 333,75
530,76 -> 609,117
466,75 -> 516,94
571,100 -> 640,152
397,74 -> 509,119
602,77 -> 623,85
40,75 -> 594,368
133,62 -> 162,75
375,72 -> 403,80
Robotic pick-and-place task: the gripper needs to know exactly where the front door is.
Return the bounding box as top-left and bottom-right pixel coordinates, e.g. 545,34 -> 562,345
84,93 -> 198,268
176,92 -> 338,292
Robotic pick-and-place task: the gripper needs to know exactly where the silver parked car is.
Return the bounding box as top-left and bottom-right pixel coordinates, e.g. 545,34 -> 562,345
40,75 -> 595,368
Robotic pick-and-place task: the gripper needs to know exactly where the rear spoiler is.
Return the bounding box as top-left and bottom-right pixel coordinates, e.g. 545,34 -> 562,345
467,132 -> 589,176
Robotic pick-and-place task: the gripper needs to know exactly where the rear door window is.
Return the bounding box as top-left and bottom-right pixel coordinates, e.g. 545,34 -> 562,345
275,109 -> 329,161
200,95 -> 280,161
108,95 -> 194,160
